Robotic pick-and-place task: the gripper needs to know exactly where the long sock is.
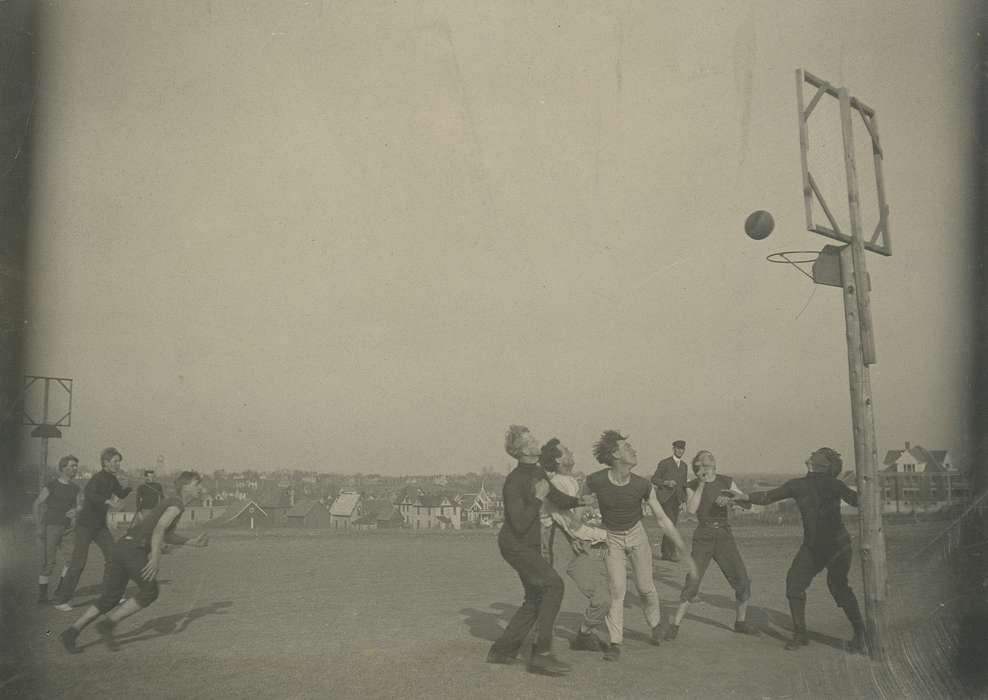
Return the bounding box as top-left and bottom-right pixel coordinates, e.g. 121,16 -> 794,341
788,598 -> 807,633
842,597 -> 866,642
842,597 -> 864,627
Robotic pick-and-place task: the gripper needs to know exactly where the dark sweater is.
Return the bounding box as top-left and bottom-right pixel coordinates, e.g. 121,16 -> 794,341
126,496 -> 185,551
748,472 -> 859,548
688,474 -> 734,526
77,469 -> 132,529
498,462 -> 581,551
136,482 -> 165,511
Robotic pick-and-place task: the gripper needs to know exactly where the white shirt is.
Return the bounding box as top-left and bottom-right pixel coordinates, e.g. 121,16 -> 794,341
542,473 -> 607,545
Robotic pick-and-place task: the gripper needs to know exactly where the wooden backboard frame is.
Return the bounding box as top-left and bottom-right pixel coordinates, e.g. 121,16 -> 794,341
22,375 -> 73,427
797,68 -> 892,257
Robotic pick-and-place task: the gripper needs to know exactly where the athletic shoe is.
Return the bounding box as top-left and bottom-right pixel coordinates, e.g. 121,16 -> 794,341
96,619 -> 120,652
664,624 -> 680,641
650,623 -> 663,646
570,631 -> 603,652
59,628 -> 81,654
846,630 -> 868,655
603,643 -> 621,662
118,597 -> 127,605
485,645 -> 516,665
733,620 -> 761,636
53,603 -> 73,612
526,653 -> 571,676
784,630 -> 810,651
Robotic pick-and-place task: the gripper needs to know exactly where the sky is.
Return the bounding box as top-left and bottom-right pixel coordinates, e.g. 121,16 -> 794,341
23,1 -> 978,476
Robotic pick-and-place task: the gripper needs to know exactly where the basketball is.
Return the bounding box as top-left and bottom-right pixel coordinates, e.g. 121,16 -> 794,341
744,210 -> 775,240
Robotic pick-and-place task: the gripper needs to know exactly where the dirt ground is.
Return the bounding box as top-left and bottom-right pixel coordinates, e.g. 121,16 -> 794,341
1,519 -> 978,699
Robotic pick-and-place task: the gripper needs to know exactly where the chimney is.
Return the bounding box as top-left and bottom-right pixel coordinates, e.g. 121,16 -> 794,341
905,441 -> 911,451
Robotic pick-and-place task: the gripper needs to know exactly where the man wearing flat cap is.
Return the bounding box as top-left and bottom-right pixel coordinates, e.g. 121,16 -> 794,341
651,440 -> 689,562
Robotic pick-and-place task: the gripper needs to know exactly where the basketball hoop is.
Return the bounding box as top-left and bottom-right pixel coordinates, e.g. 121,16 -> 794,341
766,251 -> 820,281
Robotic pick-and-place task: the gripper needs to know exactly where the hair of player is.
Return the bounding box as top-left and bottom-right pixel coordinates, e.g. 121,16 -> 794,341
691,450 -> 715,474
504,425 -> 532,460
174,470 -> 202,493
593,430 -> 627,466
58,454 -> 78,471
810,447 -> 843,474
100,447 -> 122,466
539,438 -> 563,473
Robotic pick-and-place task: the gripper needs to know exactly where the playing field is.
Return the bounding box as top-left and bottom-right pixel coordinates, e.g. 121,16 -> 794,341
6,520 -> 969,699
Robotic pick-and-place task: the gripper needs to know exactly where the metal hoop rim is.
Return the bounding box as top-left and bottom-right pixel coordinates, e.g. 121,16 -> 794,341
766,251 -> 821,265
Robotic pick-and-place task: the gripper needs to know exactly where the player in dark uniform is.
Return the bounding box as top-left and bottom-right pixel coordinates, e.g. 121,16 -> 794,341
135,470 -> 165,517
53,447 -> 131,611
487,425 -> 590,677
59,470 -> 209,653
666,450 -> 760,640
734,447 -> 866,653
32,455 -> 82,603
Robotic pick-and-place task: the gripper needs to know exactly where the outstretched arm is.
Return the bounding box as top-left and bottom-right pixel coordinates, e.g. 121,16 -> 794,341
739,482 -> 793,507
839,481 -> 859,508
722,480 -> 752,510
648,489 -> 697,578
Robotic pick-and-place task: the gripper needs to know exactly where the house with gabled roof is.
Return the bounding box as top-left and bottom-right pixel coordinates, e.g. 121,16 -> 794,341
329,491 -> 362,529
882,442 -> 956,474
459,482 -> 498,525
208,498 -> 272,529
397,491 -> 461,530
286,499 -> 331,528
880,442 -> 967,512
352,498 -> 406,530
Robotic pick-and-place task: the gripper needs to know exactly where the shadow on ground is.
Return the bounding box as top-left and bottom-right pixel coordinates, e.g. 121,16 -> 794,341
77,600 -> 233,651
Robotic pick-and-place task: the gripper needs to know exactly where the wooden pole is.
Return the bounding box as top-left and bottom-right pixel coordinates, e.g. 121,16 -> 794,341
38,377 -> 51,492
839,244 -> 889,661
838,88 -> 877,365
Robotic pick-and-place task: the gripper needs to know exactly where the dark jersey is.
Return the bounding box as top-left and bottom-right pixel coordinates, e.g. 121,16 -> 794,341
126,496 -> 185,550
498,462 -> 580,551
77,469 -> 132,529
43,479 -> 80,527
748,472 -> 859,548
586,469 -> 652,531
136,482 -> 165,511
687,474 -> 734,525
